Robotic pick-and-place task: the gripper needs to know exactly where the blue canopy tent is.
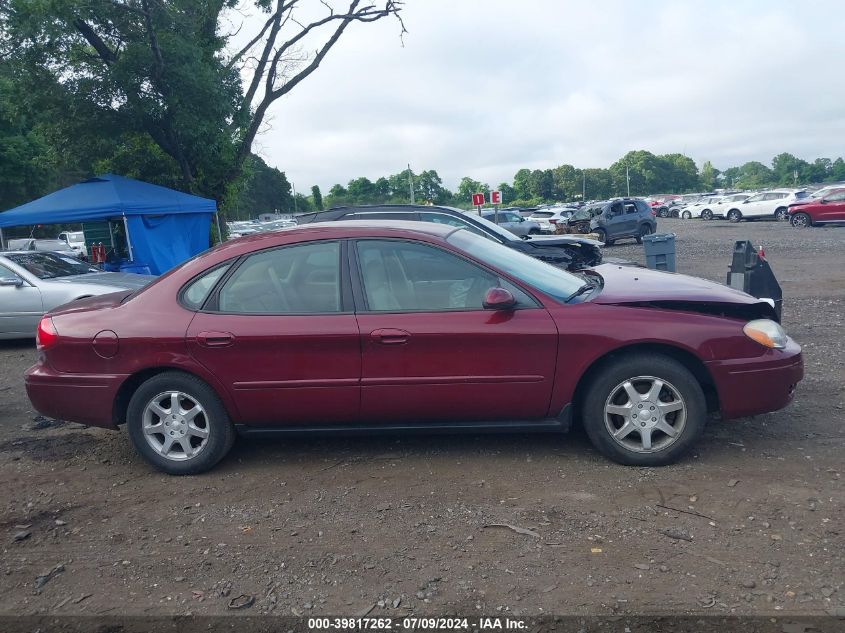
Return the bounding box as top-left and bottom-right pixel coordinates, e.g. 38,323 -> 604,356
0,174 -> 217,274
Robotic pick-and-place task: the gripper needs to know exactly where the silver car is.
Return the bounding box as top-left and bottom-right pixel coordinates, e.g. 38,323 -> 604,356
480,210 -> 542,236
0,251 -> 155,339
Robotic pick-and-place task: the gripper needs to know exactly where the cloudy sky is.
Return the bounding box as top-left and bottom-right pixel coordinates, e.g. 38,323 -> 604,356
230,0 -> 845,191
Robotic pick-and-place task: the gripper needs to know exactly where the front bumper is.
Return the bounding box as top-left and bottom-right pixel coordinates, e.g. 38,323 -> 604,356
706,338 -> 803,419
25,362 -> 125,429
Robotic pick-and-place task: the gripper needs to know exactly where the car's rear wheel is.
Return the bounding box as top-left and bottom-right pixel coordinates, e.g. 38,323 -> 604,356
581,354 -> 707,466
727,209 -> 742,223
635,223 -> 652,244
701,209 -> 713,220
127,372 -> 235,475
681,210 -> 692,219
775,207 -> 788,221
658,208 -> 669,218
791,212 -> 812,228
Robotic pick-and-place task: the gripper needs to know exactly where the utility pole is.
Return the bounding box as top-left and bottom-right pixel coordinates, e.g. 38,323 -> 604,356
408,163 -> 415,204
626,165 -> 631,197
582,172 -> 586,201
292,183 -> 298,214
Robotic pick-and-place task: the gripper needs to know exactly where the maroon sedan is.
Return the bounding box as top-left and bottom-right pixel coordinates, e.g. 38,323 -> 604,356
787,188 -> 845,227
26,222 -> 803,474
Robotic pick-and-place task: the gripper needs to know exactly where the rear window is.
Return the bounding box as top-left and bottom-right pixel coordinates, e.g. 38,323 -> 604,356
5,252 -> 99,279
531,211 -> 554,218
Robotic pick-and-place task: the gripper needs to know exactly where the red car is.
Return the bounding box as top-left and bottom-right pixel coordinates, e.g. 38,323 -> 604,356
25,222 -> 803,474
787,188 -> 845,227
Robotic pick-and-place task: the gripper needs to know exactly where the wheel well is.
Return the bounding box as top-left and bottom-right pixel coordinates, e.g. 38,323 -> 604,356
570,343 -> 720,424
111,367 -> 201,426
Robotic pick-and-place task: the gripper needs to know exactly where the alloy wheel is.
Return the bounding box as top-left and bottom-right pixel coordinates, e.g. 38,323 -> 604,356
791,212 -> 810,228
701,209 -> 712,220
142,391 -> 210,461
603,376 -> 687,454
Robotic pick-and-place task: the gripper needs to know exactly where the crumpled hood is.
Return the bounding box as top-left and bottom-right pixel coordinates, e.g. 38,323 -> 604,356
525,235 -> 603,247
47,272 -> 156,290
590,263 -> 761,306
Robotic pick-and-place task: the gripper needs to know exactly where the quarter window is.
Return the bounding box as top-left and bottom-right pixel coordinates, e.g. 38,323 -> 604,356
217,242 -> 341,314
356,240 -> 532,312
182,264 -> 231,310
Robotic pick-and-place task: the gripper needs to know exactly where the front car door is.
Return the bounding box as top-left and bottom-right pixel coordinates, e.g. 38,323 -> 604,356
352,238 -> 558,422
186,240 -> 361,425
0,262 -> 43,338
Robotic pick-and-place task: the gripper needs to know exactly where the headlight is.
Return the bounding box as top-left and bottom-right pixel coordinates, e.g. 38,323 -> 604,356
743,319 -> 788,349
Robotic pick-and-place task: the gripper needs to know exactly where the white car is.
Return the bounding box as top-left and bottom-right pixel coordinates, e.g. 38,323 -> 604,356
678,195 -> 721,219
697,193 -> 753,220
724,190 -> 808,222
528,207 -> 576,233
58,231 -> 87,259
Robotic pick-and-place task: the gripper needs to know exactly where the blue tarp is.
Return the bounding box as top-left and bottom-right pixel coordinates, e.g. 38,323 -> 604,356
0,174 -> 216,274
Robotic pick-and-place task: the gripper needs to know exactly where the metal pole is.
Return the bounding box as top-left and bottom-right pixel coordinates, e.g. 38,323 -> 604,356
408,164 -> 415,204
582,173 -> 586,200
292,183 -> 298,214
215,212 -> 224,244
123,215 -> 134,261
626,165 -> 630,196
0,227 -> 5,250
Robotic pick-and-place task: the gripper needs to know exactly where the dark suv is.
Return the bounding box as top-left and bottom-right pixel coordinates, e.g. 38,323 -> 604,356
295,205 -> 602,270
565,199 -> 657,245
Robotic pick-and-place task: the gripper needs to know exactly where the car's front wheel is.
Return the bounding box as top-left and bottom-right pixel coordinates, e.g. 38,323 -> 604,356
791,212 -> 812,228
681,210 -> 692,219
581,354 -> 707,466
701,209 -> 713,220
727,209 -> 742,223
127,372 -> 236,475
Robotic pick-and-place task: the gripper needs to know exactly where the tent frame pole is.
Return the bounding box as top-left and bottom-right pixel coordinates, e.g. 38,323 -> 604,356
123,215 -> 134,261
215,213 -> 224,245
0,227 -> 5,250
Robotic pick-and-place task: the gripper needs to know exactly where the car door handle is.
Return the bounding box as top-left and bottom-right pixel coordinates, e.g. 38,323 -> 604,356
370,328 -> 410,345
197,331 -> 234,347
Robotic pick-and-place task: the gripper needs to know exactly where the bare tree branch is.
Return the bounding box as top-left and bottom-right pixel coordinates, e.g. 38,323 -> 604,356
226,8 -> 279,71
73,19 -> 117,65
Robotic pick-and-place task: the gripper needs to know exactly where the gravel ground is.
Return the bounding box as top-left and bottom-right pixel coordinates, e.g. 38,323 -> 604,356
0,217 -> 843,622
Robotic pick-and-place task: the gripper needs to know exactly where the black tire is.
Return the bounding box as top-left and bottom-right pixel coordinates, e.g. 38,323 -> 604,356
581,354 -> 707,466
727,209 -> 742,223
791,212 -> 812,228
127,371 -> 236,475
701,209 -> 713,220
594,228 -> 608,244
670,209 -> 679,218
658,207 -> 669,218
775,207 -> 788,221
681,210 -> 691,219
634,223 -> 652,244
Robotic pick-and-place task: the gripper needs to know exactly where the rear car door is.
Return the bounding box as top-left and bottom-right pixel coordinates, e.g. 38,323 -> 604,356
186,240 -> 361,425
0,262 -> 43,337
352,238 -> 558,423
819,191 -> 845,222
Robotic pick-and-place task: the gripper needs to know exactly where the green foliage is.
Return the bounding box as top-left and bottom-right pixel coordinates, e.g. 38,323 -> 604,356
311,185 -> 324,211
228,155 -> 293,220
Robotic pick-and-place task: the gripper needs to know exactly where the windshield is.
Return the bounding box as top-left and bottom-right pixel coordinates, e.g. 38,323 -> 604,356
6,252 -> 101,279
447,229 -> 584,303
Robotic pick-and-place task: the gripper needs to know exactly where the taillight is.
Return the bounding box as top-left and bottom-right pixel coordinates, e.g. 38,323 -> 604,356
549,219 -> 558,224
36,317 -> 59,350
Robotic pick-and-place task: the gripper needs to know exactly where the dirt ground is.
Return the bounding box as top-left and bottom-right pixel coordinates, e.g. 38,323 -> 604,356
1,218 -> 843,622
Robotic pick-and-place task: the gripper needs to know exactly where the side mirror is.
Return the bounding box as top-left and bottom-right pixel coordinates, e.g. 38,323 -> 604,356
483,287 -> 516,310
0,277 -> 24,287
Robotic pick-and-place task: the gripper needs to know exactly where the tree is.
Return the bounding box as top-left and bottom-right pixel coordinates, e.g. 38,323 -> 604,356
0,0 -> 404,204
311,185 -> 324,211
497,183 -> 515,204
512,169 -> 532,200
736,161 -> 776,189
417,169 -> 450,204
772,152 -> 808,186
229,155 -> 293,218
347,176 -> 376,203
700,161 -> 719,191
659,153 -> 700,192
457,177 -> 488,204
